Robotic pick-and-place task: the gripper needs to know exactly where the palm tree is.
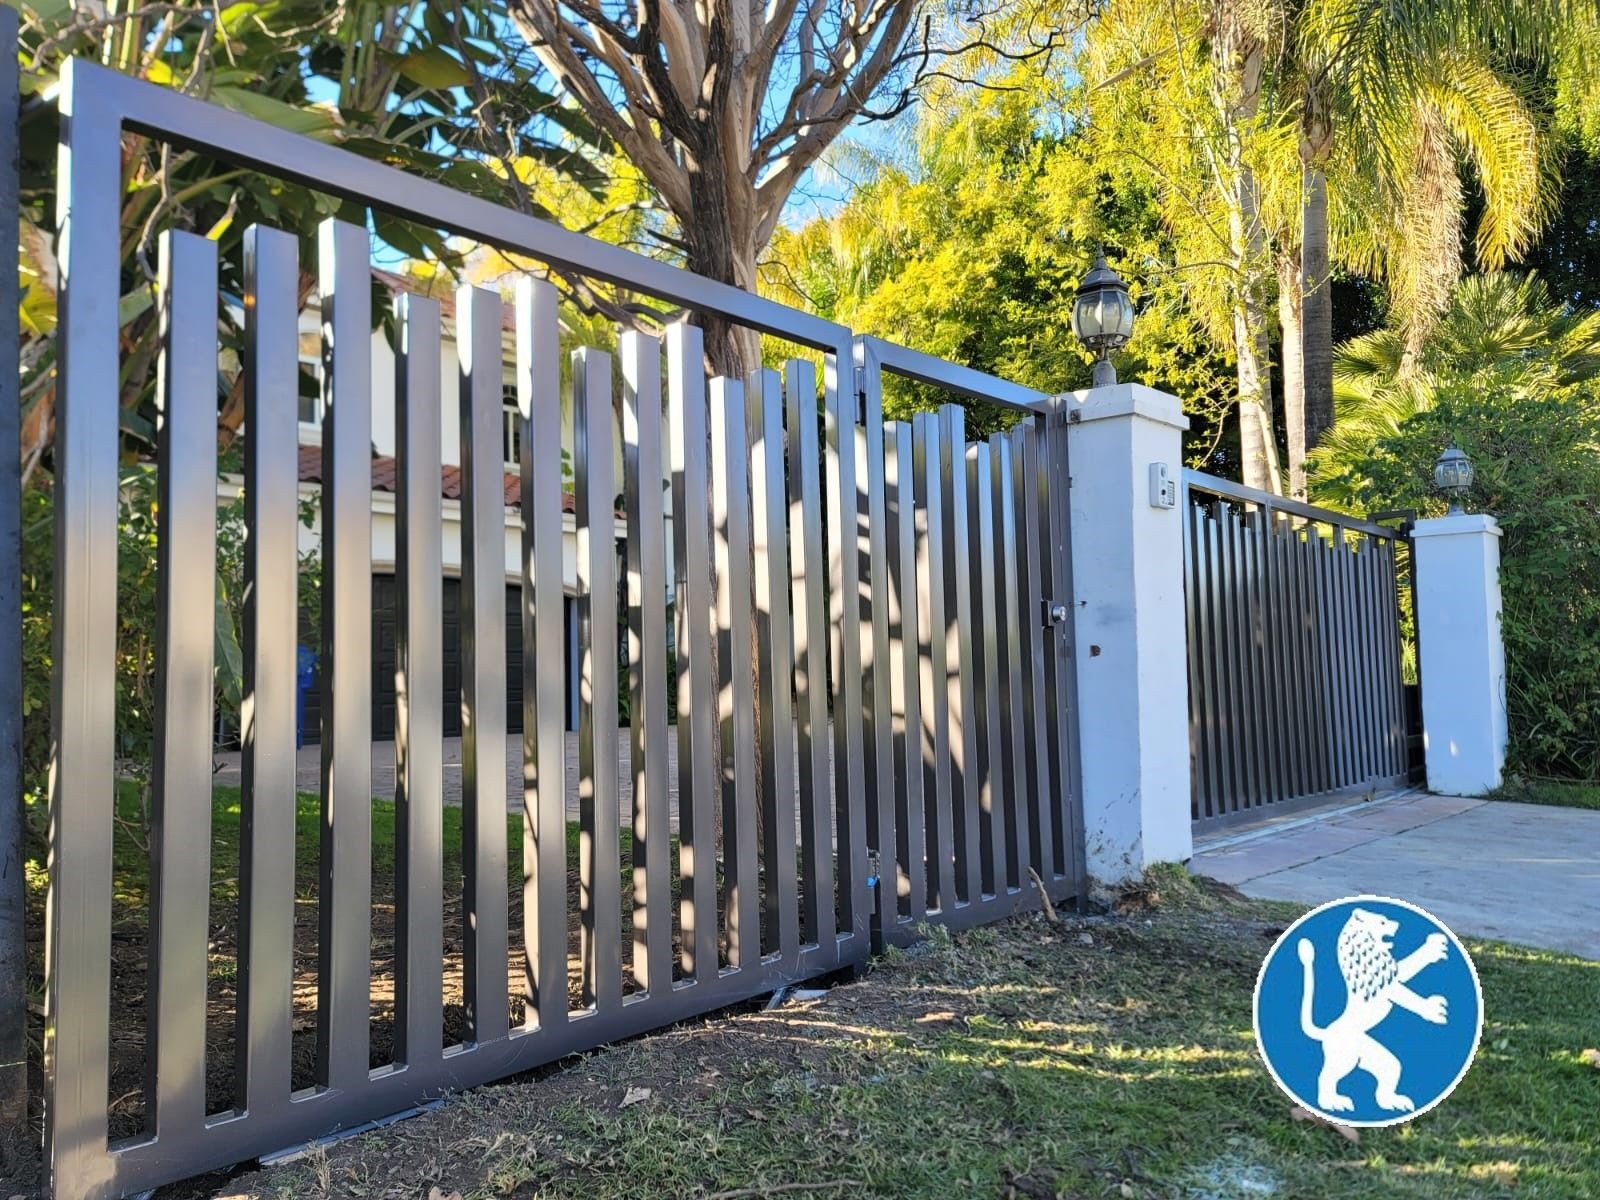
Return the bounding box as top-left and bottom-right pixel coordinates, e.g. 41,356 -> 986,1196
1308,271 -> 1600,505
1287,0 -> 1579,495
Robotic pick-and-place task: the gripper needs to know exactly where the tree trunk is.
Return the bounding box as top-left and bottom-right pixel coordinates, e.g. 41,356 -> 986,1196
1300,103 -> 1335,457
1227,196 -> 1282,494
1212,0 -> 1281,495
680,105 -> 762,381
678,127 -> 765,895
1277,250 -> 1307,498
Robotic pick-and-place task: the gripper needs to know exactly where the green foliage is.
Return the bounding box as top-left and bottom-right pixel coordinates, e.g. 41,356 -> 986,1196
764,80 -> 1235,444
1509,145 -> 1600,310
13,0 -> 612,476
1310,271 -> 1600,506
1334,383 -> 1600,781
19,470 -> 251,807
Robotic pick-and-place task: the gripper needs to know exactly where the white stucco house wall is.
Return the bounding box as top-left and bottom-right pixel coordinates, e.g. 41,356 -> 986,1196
254,273 -> 661,741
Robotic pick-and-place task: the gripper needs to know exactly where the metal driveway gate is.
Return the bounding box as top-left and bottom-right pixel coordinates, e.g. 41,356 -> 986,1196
27,53 -> 1082,1200
1182,472 -> 1412,831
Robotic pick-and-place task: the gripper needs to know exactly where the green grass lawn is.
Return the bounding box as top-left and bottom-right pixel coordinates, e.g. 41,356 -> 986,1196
224,868 -> 1600,1200
1488,780 -> 1600,812
23,784 -> 607,922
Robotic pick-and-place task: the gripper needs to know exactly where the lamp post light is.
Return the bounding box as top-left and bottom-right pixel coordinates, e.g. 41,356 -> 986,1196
1434,443 -> 1474,514
1071,251 -> 1135,387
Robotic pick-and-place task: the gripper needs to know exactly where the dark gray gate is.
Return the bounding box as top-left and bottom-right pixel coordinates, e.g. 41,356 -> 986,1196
25,51 -> 1082,1200
1182,472 -> 1413,832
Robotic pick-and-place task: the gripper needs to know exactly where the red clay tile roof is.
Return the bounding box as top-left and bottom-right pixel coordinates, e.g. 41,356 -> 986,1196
370,268 -> 520,333
297,444 -> 574,513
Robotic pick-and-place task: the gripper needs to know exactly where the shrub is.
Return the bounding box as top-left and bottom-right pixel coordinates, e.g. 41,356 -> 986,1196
1332,382 -> 1600,782
20,469 -> 253,827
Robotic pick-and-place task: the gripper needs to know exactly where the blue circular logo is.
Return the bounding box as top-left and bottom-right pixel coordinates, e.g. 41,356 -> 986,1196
1253,895 -> 1482,1127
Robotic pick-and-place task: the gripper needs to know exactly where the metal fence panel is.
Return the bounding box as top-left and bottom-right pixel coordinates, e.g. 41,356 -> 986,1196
1183,471 -> 1414,830
31,57 -> 1083,1199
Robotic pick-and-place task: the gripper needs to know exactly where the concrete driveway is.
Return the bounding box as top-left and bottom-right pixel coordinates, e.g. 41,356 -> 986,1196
1190,792 -> 1600,960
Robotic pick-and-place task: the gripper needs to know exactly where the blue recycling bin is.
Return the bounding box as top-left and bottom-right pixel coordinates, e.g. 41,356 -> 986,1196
296,645 -> 316,749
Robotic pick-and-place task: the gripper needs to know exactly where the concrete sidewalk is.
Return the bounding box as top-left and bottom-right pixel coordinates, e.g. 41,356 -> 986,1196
1191,792 -> 1600,960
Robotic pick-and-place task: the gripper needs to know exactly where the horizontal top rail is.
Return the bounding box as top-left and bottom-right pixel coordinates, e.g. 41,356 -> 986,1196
65,57 -> 851,353
1182,469 -> 1402,542
857,336 -> 1053,416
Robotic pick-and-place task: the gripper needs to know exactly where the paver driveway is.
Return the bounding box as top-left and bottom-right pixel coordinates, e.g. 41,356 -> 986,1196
1190,792 -> 1600,960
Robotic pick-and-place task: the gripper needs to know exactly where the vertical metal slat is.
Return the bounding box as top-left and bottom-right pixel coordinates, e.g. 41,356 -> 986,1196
518,278 -> 568,1029
394,293 -> 443,1067
913,414 -> 954,911
711,376 -> 760,968
885,421 -> 925,922
939,407 -> 980,904
1014,424 -> 1052,871
623,333 -> 672,994
784,359 -> 832,948
824,352 -> 866,947
45,63 -> 120,1194
1039,407 -> 1080,884
235,224 -> 298,1118
855,345 -> 894,943
967,442 -> 1006,898
992,433 -> 1031,883
1182,491 -> 1205,817
668,326 -> 719,980
574,347 -> 622,1010
0,8 -> 21,1143
749,368 -> 800,967
458,286 -> 510,1042
316,218 -> 373,1091
148,230 -> 218,1134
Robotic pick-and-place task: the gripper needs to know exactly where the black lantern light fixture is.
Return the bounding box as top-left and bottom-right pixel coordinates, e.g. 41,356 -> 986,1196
1072,251 -> 1135,387
1434,443 -> 1474,514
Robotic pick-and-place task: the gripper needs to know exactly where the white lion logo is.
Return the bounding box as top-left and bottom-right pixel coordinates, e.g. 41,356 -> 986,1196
1297,907 -> 1451,1113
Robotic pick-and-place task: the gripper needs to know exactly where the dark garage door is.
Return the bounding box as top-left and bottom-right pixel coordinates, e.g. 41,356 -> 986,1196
302,576 -> 573,744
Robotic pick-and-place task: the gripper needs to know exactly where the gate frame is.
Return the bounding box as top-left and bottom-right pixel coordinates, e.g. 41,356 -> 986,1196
0,1 -> 27,1134
47,54 -> 875,1198
30,51 -> 1086,1200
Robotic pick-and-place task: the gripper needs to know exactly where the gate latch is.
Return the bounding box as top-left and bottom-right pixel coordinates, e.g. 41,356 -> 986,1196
1042,600 -> 1070,627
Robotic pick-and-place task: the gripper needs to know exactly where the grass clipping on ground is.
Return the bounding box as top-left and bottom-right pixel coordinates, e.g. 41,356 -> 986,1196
226,867 -> 1598,1200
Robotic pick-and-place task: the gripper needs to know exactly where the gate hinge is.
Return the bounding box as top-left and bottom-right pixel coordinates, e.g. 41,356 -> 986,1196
1042,599 -> 1070,627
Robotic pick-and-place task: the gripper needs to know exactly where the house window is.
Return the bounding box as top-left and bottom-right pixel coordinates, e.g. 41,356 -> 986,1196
502,385 -> 522,470
298,332 -> 323,426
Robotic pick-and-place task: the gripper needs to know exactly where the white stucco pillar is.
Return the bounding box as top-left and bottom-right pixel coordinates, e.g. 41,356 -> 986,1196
1411,513 -> 1506,795
1065,383 -> 1191,895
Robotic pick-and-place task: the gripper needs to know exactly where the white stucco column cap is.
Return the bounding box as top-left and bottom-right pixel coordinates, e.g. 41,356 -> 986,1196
1059,383 -> 1190,431
1411,512 -> 1502,539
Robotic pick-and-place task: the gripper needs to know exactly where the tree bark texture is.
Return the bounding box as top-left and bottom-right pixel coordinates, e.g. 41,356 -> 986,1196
1211,0 -> 1282,493
1300,100 -> 1336,460
1277,249 -> 1307,498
